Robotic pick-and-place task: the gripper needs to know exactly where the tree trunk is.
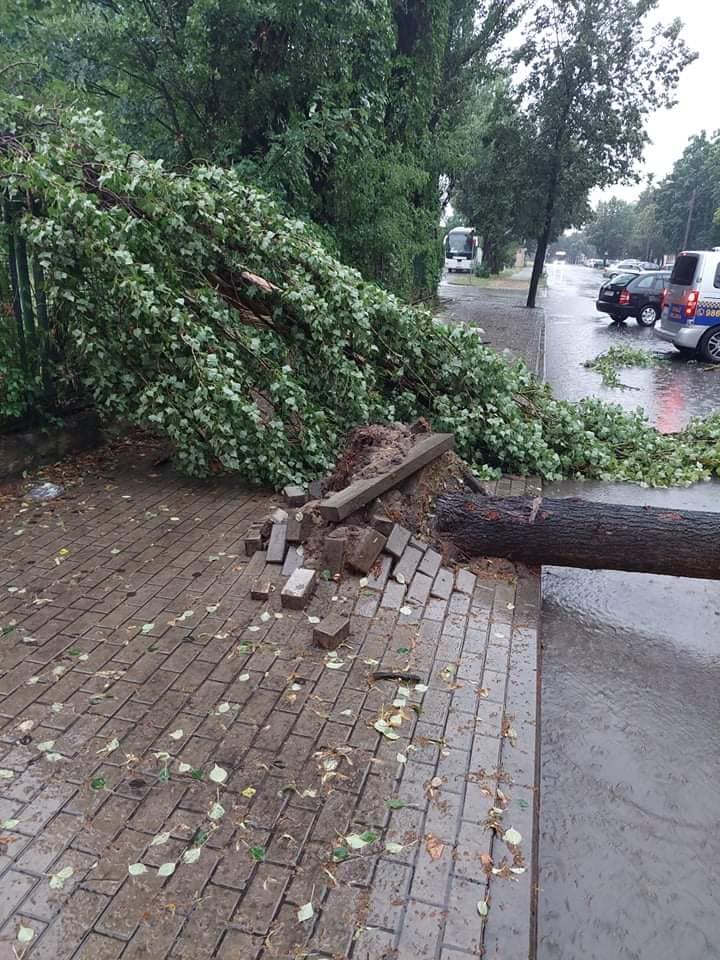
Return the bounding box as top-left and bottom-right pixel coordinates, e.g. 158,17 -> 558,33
435,493 -> 720,580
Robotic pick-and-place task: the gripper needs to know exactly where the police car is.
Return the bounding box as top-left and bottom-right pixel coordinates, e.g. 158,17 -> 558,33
656,250 -> 720,362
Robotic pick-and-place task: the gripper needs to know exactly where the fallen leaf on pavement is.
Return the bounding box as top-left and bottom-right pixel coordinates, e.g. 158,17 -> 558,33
425,834 -> 444,860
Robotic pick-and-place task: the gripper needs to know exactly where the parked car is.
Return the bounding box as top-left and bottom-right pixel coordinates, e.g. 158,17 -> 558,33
596,270 -> 671,325
656,249 -> 720,362
602,259 -> 643,279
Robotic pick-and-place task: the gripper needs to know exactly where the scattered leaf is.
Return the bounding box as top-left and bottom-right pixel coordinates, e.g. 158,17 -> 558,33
209,764 -> 228,784
332,846 -> 349,862
385,798 -> 405,810
425,835 -> 445,860
150,832 -> 171,846
325,660 -> 344,670
182,847 -> 202,865
385,842 -> 404,854
157,861 -> 176,877
307,616 -> 320,624
373,719 -> 399,741
395,573 -> 406,585
396,753 -> 407,764
0,769 -> 15,780
208,802 -> 225,820
346,831 -> 377,850
168,729 -> 184,740
216,702 -> 231,714
141,623 -> 155,634
249,846 -> 266,861
396,646 -> 410,654
238,673 -> 250,682
260,611 -> 271,623
1,819 -> 19,829
45,752 -> 63,762
503,827 -> 522,846
128,863 -> 147,876
510,866 -> 526,875
97,738 -> 120,755
17,924 -> 34,944
477,899 -> 489,917
177,762 -> 192,774
398,605 -> 412,615
17,720 -> 34,733
90,777 -> 106,791
190,768 -> 204,780
51,702 -> 64,713
297,902 -> 314,923
241,786 -> 256,799
49,866 -> 74,890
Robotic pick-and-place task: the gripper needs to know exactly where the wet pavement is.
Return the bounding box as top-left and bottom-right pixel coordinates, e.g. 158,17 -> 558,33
539,265 -> 720,960
544,262 -> 720,428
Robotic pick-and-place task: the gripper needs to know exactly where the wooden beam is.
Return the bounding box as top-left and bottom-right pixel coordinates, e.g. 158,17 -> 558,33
318,433 -> 454,522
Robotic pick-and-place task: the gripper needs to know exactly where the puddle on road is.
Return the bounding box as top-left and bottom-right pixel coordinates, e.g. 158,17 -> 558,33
538,266 -> 720,960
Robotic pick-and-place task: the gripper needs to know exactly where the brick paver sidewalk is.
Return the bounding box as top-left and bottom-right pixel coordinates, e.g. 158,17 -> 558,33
0,456 -> 539,960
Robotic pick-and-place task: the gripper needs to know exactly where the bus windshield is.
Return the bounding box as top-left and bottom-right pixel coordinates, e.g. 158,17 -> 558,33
447,232 -> 474,256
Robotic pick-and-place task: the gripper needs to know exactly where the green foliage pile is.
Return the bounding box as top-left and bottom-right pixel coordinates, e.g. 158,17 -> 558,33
3,102 -> 720,488
584,345 -> 667,388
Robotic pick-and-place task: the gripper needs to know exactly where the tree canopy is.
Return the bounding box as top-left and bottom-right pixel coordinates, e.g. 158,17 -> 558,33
2,100 -> 720,489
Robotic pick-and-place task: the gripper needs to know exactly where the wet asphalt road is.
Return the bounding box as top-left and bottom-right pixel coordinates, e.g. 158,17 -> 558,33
538,265 -> 720,959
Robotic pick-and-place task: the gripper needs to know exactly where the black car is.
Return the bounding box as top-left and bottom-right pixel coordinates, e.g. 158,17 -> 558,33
596,270 -> 670,326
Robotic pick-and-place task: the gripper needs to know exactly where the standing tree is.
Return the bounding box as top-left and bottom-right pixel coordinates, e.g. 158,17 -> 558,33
584,197 -> 636,262
519,0 -> 694,307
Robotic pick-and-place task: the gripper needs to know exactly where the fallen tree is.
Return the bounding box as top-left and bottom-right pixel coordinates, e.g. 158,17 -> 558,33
1,99 -> 720,489
435,493 -> 720,579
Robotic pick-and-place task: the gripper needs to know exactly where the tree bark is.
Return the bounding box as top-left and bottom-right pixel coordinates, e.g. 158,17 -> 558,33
435,493 -> 720,580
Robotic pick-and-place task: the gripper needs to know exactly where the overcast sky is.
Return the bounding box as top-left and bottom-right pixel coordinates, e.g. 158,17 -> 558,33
595,0 -> 720,204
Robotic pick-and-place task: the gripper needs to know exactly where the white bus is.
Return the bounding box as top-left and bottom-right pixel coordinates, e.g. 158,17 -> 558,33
444,227 -> 481,273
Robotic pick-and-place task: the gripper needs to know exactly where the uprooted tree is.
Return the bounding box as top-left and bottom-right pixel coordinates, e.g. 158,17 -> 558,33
1,100 -> 720,490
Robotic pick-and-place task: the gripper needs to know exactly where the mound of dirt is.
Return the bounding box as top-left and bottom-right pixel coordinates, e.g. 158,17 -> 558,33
326,423 -> 421,491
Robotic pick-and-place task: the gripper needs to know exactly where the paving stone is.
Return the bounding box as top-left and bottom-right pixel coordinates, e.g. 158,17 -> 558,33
366,554 -> 392,591
251,577 -> 275,601
281,568 -> 317,609
243,523 -> 264,556
409,536 -> 427,552
283,484 -> 307,507
431,568 -> 454,599
394,545 -> 423,584
455,568 -> 477,595
313,614 -> 350,651
384,523 -> 411,558
324,534 -> 346,577
281,545 -> 301,577
380,579 -> 406,610
266,522 -> 288,563
408,571 -> 433,605
418,547 -> 442,579
308,479 -> 324,499
348,528 -> 387,574
371,513 -> 394,536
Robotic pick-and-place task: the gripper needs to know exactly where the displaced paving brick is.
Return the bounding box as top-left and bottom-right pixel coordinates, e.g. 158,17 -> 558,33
266,522 -> 288,563
282,545 -> 302,577
431,568 -> 454,599
243,523 -> 264,556
284,484 -> 307,507
308,479 -> 324,499
455,568 -> 477,595
366,554 -> 392,591
372,513 -> 394,536
394,545 -> 423,583
385,523 -> 412,558
418,547 -> 442,579
409,536 -> 427,552
281,568 -> 317,609
349,528 -> 387,574
324,534 -> 346,577
313,614 -> 350,651
408,571 -> 433,605
380,579 -> 406,610
251,577 -> 275,601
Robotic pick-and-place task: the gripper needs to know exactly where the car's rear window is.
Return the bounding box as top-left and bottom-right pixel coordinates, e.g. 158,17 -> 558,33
671,254 -> 699,286
611,273 -> 636,287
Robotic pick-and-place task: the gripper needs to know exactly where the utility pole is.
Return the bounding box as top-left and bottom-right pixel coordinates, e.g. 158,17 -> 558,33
682,188 -> 696,250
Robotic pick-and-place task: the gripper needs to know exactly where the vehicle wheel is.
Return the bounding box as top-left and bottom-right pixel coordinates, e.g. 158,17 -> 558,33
610,312 -> 625,322
698,326 -> 720,364
637,304 -> 659,326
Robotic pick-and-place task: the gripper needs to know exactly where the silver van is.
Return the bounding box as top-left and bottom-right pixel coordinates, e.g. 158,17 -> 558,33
655,250 -> 720,362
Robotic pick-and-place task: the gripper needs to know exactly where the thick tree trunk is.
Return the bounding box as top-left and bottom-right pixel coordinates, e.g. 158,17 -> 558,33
435,493 -> 720,580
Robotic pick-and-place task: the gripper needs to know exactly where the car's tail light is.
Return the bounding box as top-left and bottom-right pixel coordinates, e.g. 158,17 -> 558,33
660,288 -> 668,309
618,290 -> 630,305
685,289 -> 699,319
